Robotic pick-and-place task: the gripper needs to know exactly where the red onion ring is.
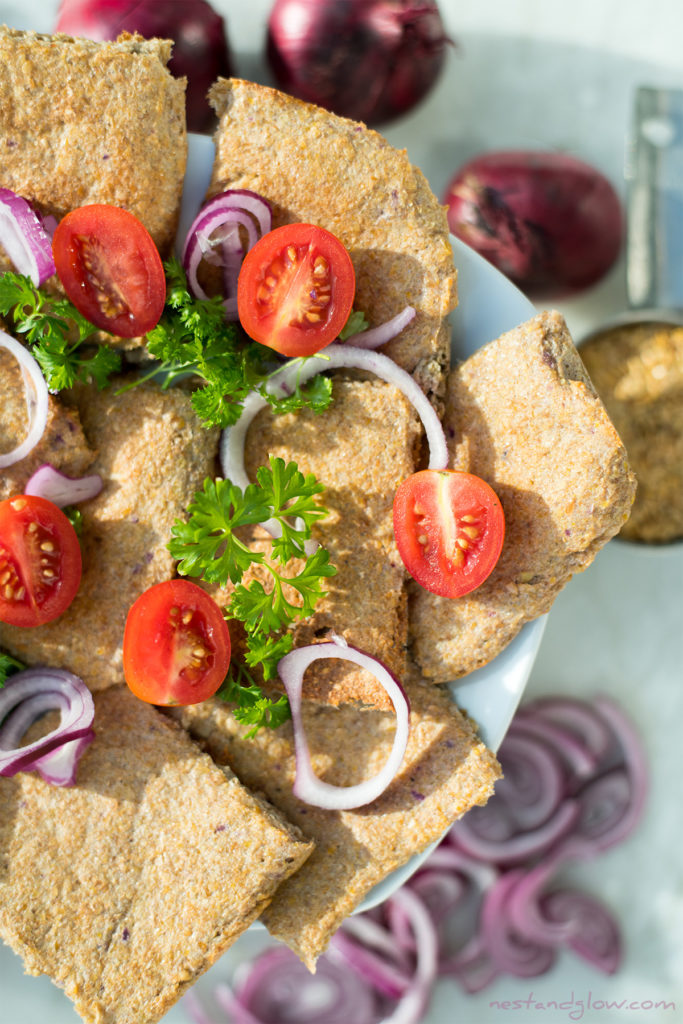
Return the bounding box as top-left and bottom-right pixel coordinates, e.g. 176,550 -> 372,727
0,329 -> 50,468
451,797 -> 580,865
219,342 -> 448,527
0,667 -> 95,785
382,887 -> 438,1024
222,946 -> 378,1024
0,187 -> 56,286
480,869 -> 557,978
542,888 -> 621,974
277,634 -> 410,809
182,190 -> 272,317
25,463 -> 103,507
345,305 -> 416,349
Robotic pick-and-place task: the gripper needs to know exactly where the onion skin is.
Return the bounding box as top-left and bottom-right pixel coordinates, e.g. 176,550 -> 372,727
266,0 -> 451,126
55,0 -> 234,132
444,151 -> 623,298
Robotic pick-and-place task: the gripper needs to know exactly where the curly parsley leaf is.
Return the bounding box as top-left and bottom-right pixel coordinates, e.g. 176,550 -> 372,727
0,271 -> 121,391
218,662 -> 292,738
168,476 -> 270,585
339,309 -> 369,340
0,651 -> 25,688
169,456 -> 336,736
132,258 -> 334,427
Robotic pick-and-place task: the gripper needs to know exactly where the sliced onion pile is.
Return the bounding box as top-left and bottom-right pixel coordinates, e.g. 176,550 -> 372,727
0,328 -> 50,469
181,695 -> 646,1023
278,634 -> 410,810
25,463 -> 103,507
0,187 -> 55,286
0,667 -> 95,787
182,190 -> 272,319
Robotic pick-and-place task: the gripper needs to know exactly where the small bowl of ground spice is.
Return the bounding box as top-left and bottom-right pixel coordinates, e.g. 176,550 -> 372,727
580,316 -> 683,545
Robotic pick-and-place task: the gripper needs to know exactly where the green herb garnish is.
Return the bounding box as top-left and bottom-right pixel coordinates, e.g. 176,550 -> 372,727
169,456 -> 336,733
0,272 -> 121,391
125,258 -> 333,428
0,651 -> 25,688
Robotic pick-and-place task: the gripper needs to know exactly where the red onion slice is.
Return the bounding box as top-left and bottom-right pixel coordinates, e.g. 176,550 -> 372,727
269,344 -> 449,469
480,870 -> 556,978
0,667 -> 95,785
222,945 -> 378,1024
0,329 -> 50,468
346,305 -> 416,349
382,887 -> 439,1024
0,187 -> 56,286
182,190 -> 272,316
220,342 -> 448,520
542,888 -> 621,974
25,463 -> 103,507
451,797 -> 580,865
278,635 -> 410,809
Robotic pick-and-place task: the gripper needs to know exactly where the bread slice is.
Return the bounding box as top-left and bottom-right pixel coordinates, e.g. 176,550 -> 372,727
0,381 -> 219,689
409,311 -> 637,681
0,347 -> 95,503
171,681 -> 500,970
0,687 -> 313,1024
207,78 -> 456,407
0,26 -> 186,257
224,377 -> 421,708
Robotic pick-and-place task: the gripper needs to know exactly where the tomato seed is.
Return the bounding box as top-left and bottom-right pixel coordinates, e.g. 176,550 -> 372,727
462,526 -> 480,539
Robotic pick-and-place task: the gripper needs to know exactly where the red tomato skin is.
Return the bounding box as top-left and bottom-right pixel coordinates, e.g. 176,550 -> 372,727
52,204 -> 166,337
237,223 -> 356,356
393,470 -> 505,599
123,579 -> 231,707
0,495 -> 82,627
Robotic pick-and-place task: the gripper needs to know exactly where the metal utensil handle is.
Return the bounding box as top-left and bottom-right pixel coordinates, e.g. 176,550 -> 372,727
626,86 -> 683,311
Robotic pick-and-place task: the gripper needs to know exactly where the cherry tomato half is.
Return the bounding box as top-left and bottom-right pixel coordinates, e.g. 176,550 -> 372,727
0,494 -> 82,627
237,223 -> 356,356
52,204 -> 166,337
123,579 -> 231,706
393,470 -> 505,599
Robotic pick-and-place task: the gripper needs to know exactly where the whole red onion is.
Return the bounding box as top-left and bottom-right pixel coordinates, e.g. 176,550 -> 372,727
266,0 -> 451,126
55,0 -> 233,132
444,151 -> 623,298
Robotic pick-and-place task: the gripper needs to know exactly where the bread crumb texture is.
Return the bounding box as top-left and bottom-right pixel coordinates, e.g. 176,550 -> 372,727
0,687 -> 313,1024
208,78 -> 456,406
172,681 -> 500,970
409,310 -> 637,681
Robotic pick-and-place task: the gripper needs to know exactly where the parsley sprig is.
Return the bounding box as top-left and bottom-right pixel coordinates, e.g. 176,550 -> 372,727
169,456 -> 336,734
0,651 -> 25,688
0,272 -> 121,391
129,259 -> 333,429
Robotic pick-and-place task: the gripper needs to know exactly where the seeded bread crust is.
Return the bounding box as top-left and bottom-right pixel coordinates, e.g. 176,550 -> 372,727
208,78 -> 456,410
409,310 -> 637,681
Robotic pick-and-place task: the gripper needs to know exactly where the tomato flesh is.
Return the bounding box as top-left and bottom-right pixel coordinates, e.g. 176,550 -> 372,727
0,495 -> 82,627
237,223 -> 356,356
393,470 -> 505,598
123,579 -> 231,706
52,204 -> 166,337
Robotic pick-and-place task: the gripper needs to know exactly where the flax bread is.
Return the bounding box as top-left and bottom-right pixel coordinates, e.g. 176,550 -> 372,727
233,377 -> 421,709
171,680 -> 500,970
207,78 -> 456,408
0,26 -> 186,258
0,347 -> 95,502
0,686 -> 313,1024
0,380 -> 219,689
409,310 -> 637,681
